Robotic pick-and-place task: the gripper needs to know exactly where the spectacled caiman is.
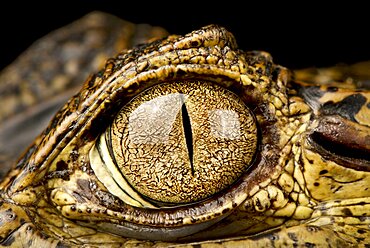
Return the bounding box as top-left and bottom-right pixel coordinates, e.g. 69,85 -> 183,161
0,11 -> 369,247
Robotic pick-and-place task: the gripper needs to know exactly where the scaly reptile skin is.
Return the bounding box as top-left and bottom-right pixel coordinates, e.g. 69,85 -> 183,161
0,12 -> 369,247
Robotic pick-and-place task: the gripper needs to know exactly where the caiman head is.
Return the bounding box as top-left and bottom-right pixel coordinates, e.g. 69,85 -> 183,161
0,23 -> 369,247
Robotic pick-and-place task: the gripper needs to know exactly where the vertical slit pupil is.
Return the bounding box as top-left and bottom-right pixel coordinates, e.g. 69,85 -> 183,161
181,101 -> 194,173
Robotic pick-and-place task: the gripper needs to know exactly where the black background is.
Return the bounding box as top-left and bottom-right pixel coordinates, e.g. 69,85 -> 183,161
1,1 -> 369,71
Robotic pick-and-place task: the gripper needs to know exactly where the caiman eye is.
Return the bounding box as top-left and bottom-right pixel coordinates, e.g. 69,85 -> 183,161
89,80 -> 258,208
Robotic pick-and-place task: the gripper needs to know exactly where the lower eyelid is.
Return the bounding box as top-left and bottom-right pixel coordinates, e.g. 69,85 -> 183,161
89,214 -> 227,242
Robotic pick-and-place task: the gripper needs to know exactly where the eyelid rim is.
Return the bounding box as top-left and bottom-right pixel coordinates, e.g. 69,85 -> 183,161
61,161 -> 258,227
78,212 -> 229,242
46,76 -> 259,229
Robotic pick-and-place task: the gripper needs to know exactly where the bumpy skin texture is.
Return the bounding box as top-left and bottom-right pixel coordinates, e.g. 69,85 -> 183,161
0,12 -> 369,247
0,12 -> 168,178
